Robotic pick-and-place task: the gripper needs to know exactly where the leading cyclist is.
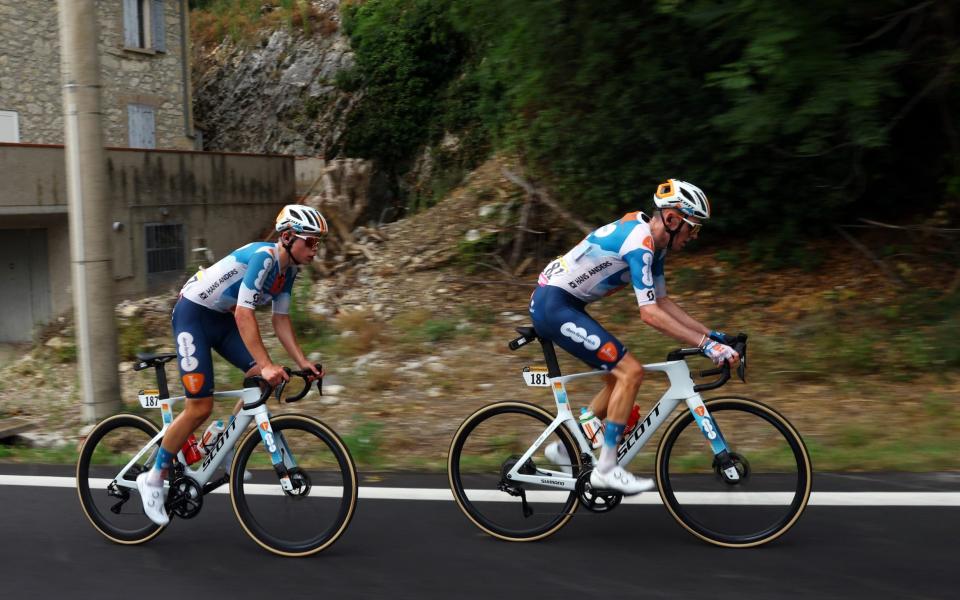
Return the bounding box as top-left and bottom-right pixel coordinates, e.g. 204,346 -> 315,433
530,180 -> 740,494
137,204 -> 327,526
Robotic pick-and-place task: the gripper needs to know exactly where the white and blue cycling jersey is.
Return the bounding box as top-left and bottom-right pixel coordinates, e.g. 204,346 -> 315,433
179,242 -> 297,314
538,211 -> 667,307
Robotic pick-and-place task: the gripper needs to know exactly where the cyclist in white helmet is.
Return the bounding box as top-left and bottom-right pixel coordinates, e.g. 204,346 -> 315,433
532,180 -> 739,495
137,204 -> 328,526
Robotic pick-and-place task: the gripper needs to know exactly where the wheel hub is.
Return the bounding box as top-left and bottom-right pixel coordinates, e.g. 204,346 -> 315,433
283,469 -> 312,498
714,451 -> 750,485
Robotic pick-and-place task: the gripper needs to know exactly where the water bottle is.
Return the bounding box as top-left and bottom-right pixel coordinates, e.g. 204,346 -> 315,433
579,408 -> 604,449
198,419 -> 225,456
624,404 -> 641,437
181,434 -> 202,465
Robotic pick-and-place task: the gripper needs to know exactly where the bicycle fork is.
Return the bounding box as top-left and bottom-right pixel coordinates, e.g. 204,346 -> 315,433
252,413 -> 298,492
685,396 -> 741,483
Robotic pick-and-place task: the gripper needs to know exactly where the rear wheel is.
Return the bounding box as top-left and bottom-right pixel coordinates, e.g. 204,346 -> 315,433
448,401 -> 583,542
656,397 -> 812,548
76,414 -> 164,544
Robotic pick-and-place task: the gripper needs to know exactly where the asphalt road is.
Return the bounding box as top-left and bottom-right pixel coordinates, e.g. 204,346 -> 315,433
1,466 -> 957,600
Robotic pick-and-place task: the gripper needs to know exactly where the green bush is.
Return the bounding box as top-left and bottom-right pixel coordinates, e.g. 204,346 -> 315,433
336,0 -> 958,256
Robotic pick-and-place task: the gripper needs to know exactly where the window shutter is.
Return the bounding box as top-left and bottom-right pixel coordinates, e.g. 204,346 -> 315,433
128,104 -> 156,149
152,0 -> 166,52
0,110 -> 19,143
123,0 -> 140,47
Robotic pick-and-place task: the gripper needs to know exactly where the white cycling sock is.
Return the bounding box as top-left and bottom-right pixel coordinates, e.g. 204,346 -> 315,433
597,445 -> 617,473
596,421 -> 625,473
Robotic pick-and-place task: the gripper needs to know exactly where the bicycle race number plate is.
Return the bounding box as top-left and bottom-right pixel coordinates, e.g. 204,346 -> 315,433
522,367 -> 550,387
137,389 -> 161,409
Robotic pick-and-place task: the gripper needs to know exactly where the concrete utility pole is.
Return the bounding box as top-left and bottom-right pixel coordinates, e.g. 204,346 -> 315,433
58,0 -> 121,421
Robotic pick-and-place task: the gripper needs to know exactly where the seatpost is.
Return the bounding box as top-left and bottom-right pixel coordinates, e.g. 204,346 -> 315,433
155,364 -> 170,400
538,339 -> 563,378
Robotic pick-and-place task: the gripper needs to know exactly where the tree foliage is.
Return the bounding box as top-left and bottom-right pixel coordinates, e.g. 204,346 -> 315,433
337,0 -> 959,255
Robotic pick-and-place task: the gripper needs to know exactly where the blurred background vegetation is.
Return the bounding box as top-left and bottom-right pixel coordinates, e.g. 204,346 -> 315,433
328,0 -> 959,260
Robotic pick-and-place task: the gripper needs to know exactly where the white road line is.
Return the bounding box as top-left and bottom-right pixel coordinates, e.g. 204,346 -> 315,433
2,475 -> 960,506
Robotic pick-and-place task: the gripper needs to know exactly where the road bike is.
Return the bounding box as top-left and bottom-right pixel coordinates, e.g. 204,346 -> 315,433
448,327 -> 812,548
77,352 -> 358,557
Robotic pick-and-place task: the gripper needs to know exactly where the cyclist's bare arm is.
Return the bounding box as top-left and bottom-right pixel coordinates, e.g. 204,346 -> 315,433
236,306 -> 287,384
640,300 -> 740,365
272,313 -> 316,373
656,296 -> 710,337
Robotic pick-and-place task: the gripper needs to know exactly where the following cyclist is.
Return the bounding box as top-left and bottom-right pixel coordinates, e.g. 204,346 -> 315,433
531,179 -> 740,494
137,204 -> 328,526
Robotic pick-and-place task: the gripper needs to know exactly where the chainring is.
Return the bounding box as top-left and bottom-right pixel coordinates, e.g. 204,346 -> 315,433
168,476 -> 203,519
575,469 -> 623,513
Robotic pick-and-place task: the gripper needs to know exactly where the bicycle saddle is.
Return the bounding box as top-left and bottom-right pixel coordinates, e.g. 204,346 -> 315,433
514,326 -> 537,339
133,352 -> 177,370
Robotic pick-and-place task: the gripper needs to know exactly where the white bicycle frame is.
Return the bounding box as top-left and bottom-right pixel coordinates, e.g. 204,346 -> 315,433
112,387 -> 299,493
504,358 -> 737,491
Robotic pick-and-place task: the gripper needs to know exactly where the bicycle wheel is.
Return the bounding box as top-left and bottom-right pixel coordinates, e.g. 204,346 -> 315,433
656,396 -> 812,548
448,401 -> 583,542
76,414 -> 165,544
230,414 -> 358,557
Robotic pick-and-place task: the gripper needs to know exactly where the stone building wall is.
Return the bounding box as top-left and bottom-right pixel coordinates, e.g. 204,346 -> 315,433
0,0 -> 192,149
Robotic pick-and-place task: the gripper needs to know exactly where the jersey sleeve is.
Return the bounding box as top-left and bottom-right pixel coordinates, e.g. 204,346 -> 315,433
652,250 -> 667,298
237,250 -> 275,310
624,249 -> 657,306
271,268 -> 298,315
619,224 -> 658,307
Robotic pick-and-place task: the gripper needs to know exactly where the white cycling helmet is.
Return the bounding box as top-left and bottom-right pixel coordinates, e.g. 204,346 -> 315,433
653,179 -> 711,220
275,204 -> 328,235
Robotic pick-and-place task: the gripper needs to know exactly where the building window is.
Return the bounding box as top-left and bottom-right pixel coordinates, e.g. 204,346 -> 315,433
128,104 -> 156,148
0,110 -> 19,143
145,223 -> 184,274
123,0 -> 166,52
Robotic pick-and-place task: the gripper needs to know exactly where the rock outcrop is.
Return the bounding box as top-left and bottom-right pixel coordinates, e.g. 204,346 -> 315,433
193,0 -> 358,156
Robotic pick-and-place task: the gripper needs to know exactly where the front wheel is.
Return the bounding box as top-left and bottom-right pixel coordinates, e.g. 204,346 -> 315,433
448,401 -> 583,542
656,396 -> 812,548
230,414 -> 358,557
76,414 -> 165,544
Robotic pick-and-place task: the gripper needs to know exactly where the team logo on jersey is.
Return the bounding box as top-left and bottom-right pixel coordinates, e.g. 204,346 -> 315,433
642,236 -> 654,251
596,342 -> 619,363
269,272 -> 286,295
594,224 -> 617,238
182,373 -> 205,395
560,322 -> 601,351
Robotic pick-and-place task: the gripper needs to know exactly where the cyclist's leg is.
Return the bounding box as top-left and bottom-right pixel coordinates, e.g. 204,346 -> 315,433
212,319 -> 258,480
163,299 -> 218,456
529,286 -> 627,372
587,373 -> 617,419
213,315 -> 258,417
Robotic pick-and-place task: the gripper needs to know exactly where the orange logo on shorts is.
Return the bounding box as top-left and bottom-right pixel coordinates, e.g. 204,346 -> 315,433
695,406 -> 706,417
182,374 -> 205,395
260,422 -> 270,431
596,342 -> 619,363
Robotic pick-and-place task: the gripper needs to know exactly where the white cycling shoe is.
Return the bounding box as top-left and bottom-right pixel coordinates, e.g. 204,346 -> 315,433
544,441 -> 572,475
136,472 -> 170,526
589,466 -> 655,495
